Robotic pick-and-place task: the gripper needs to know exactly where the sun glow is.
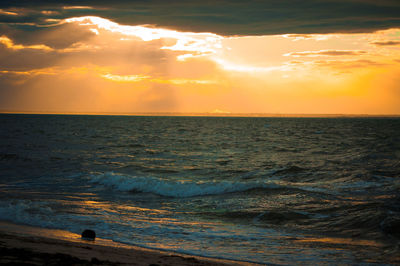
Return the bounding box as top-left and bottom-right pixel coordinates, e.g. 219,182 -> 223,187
1,15 -> 399,114
65,16 -> 221,49
101,73 -> 216,85
101,73 -> 150,82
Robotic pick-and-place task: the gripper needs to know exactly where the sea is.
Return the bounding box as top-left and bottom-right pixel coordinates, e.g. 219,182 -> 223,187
0,114 -> 399,265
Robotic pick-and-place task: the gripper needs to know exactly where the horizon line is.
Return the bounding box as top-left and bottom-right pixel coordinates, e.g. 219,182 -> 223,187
1,111 -> 399,118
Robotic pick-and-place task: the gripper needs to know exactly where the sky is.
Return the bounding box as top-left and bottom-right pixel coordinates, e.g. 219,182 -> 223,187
0,0 -> 400,115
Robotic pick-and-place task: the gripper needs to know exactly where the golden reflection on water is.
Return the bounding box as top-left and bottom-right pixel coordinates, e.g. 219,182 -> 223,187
68,199 -> 217,227
70,199 -> 170,215
119,204 -> 169,214
295,236 -> 384,247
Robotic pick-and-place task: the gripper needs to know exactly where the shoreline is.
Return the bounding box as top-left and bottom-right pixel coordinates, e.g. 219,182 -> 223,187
0,221 -> 259,265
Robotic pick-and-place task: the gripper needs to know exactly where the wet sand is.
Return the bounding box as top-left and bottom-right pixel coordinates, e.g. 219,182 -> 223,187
0,221 -> 257,265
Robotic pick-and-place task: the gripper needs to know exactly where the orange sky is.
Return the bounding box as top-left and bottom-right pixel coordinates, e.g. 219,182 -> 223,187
1,16 -> 400,115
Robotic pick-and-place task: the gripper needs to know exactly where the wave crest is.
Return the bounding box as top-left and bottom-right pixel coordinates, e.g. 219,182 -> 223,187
88,172 -> 280,197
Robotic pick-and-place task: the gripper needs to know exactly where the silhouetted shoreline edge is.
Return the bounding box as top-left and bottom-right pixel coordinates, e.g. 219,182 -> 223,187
0,221 -> 257,265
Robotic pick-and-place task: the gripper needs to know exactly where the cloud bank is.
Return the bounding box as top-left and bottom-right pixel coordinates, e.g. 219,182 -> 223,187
1,0 -> 400,35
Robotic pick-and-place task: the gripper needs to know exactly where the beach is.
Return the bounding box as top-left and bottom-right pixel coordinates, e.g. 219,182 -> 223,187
0,220 -> 254,265
0,221 -> 255,265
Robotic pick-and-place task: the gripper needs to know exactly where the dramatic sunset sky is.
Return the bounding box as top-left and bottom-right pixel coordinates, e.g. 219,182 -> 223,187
1,1 -> 400,115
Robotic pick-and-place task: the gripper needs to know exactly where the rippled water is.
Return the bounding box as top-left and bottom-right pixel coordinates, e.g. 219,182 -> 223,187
0,114 -> 399,264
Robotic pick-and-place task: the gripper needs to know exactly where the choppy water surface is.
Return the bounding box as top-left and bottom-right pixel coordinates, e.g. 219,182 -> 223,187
0,114 -> 399,264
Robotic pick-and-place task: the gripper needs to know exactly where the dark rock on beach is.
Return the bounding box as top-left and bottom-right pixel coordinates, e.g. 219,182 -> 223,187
82,229 -> 96,240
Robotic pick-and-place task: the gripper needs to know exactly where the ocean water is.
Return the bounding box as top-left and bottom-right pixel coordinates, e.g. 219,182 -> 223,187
0,114 -> 399,264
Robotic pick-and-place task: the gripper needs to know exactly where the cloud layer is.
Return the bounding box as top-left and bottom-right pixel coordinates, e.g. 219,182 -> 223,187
0,14 -> 399,114
1,1 -> 400,35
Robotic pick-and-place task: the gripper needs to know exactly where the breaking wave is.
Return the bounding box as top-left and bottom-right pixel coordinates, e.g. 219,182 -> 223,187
88,172 -> 282,197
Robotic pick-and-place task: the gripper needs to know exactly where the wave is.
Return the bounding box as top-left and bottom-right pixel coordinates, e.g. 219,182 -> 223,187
207,209 -> 312,224
88,172 -> 283,197
0,200 -> 60,229
0,200 -> 114,238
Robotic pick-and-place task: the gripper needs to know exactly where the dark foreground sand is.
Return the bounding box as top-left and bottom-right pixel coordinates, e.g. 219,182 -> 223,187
0,221 -> 258,266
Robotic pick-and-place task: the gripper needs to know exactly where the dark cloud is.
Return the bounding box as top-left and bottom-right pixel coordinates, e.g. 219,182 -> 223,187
1,0 -> 400,35
0,45 -> 58,71
0,22 -> 172,72
314,59 -> 387,69
372,41 -> 400,46
0,23 -> 95,49
318,51 -> 367,56
286,50 -> 367,57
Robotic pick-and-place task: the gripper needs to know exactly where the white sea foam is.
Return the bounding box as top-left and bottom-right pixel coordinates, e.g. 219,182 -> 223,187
88,172 -> 281,197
